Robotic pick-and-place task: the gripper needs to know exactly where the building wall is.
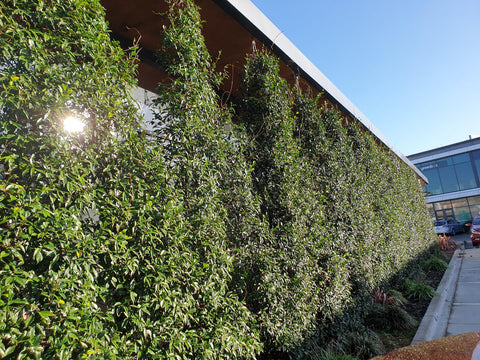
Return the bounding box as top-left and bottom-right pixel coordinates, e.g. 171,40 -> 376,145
409,138 -> 480,223
131,86 -> 159,134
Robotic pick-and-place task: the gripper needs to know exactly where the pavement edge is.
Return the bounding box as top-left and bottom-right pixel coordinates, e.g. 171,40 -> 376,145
411,248 -> 464,344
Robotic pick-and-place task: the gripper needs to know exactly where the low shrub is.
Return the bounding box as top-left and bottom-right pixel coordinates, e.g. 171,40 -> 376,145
314,349 -> 359,360
422,256 -> 449,272
404,279 -> 437,301
437,234 -> 456,251
365,304 -> 417,332
339,327 -> 385,360
386,289 -> 409,307
407,265 -> 427,283
372,288 -> 408,308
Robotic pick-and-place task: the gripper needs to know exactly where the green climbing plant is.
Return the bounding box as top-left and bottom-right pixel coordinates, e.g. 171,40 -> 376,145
0,0 -> 437,359
153,0 -> 262,358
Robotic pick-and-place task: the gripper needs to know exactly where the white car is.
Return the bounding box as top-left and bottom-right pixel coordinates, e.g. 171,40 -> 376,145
434,218 -> 464,236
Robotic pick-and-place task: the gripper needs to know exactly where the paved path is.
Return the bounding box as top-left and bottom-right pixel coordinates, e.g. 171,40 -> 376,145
446,247 -> 480,336
412,246 -> 480,344
452,231 -> 473,249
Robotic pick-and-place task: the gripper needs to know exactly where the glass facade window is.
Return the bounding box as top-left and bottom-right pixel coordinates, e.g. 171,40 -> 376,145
419,149 -> 480,222
418,151 -> 479,196
469,205 -> 480,218
456,162 -> 477,190
455,207 -> 471,222
431,196 -> 480,223
468,196 -> 480,206
433,202 -> 444,211
473,150 -> 480,182
427,203 -> 435,220
438,201 -> 454,210
452,153 -> 470,164
422,168 -> 442,195
438,165 -> 459,193
451,198 -> 468,208
468,196 -> 480,218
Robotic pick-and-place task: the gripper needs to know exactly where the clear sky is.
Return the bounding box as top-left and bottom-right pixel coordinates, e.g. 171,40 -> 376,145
250,0 -> 480,156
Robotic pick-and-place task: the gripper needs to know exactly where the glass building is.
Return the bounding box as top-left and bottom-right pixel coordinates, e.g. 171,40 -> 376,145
408,137 -> 480,224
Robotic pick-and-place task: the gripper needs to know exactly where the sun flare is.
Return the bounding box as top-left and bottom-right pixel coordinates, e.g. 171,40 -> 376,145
63,115 -> 85,133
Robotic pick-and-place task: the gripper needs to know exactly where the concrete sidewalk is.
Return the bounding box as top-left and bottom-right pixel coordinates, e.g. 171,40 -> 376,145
447,248 -> 480,336
412,247 -> 480,344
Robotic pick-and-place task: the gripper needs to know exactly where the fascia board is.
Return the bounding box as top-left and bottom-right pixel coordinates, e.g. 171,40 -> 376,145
426,188 -> 480,204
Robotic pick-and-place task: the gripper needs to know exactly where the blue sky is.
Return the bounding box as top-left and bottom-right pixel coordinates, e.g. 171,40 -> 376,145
250,0 -> 480,156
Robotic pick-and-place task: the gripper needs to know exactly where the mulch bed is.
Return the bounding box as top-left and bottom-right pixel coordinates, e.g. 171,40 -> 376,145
379,250 -> 455,354
404,269 -> 444,321
405,250 -> 453,323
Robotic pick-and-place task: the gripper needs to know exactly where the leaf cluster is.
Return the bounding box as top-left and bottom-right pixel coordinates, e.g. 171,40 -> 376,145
422,256 -> 449,272
403,279 -> 437,301
364,304 -> 417,332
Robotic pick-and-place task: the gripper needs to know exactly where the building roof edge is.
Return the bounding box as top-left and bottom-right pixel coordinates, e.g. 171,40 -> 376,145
408,137 -> 480,161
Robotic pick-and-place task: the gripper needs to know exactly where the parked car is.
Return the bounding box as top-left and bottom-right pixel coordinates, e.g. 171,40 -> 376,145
434,218 -> 464,236
469,216 -> 480,246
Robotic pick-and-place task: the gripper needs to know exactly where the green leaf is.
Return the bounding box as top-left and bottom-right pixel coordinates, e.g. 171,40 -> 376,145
38,311 -> 54,318
33,248 -> 43,263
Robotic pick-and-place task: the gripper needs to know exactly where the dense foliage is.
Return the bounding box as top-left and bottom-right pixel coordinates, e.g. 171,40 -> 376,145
237,52 -> 435,358
0,0 -> 144,357
1,0 -> 436,359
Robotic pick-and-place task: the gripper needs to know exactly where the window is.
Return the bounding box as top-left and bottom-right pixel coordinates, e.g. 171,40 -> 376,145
427,203 -> 435,219
433,201 -> 451,211
468,196 -> 480,206
453,153 -> 477,190
451,198 -> 471,221
419,151 -> 479,195
452,153 -> 470,164
472,150 -> 480,182
455,162 -> 477,190
438,165 -> 459,193
451,198 -> 468,208
468,196 -> 480,218
456,207 -> 472,222
422,168 -> 442,195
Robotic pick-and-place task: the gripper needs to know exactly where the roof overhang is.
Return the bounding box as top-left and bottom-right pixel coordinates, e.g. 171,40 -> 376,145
100,0 -> 428,185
